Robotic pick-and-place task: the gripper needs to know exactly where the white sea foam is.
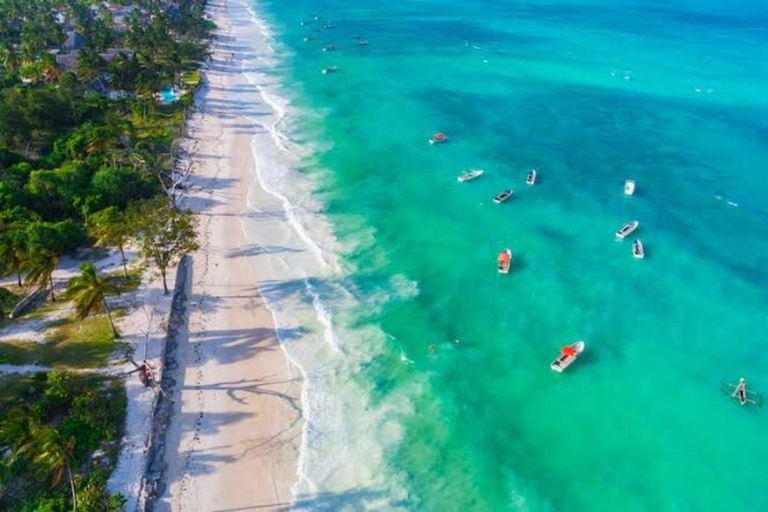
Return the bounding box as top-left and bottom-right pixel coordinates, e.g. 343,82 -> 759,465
224,0 -> 419,507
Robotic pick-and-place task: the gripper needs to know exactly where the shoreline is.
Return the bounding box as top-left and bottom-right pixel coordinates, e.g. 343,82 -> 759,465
152,0 -> 309,508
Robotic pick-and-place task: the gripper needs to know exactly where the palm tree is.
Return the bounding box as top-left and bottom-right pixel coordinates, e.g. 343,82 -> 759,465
0,230 -> 27,286
25,253 -> 60,302
29,424 -> 78,512
67,263 -> 119,337
0,408 -> 77,511
88,207 -> 132,278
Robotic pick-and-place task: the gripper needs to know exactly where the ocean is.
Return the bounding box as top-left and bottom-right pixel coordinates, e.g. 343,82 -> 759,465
237,0 -> 768,509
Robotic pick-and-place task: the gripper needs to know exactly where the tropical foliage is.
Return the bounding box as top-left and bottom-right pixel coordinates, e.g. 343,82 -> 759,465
67,262 -> 119,337
0,371 -> 126,510
0,1 -> 211,509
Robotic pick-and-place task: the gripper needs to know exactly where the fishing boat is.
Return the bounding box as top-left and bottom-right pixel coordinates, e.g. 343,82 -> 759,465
624,179 -> 636,195
616,220 -> 639,239
457,169 -> 484,182
498,249 -> 512,274
429,132 -> 447,144
722,379 -> 762,406
526,169 -> 537,185
321,66 -> 338,74
322,44 -> 335,52
550,341 -> 585,373
633,239 -> 644,259
493,189 -> 513,203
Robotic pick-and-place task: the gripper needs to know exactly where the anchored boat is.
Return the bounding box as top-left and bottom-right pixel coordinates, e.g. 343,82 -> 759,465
633,239 -> 644,259
321,66 -> 338,74
722,379 -> 762,406
551,341 -> 585,373
493,189 -> 513,203
625,179 -> 636,195
498,249 -> 512,274
526,169 -> 537,185
429,132 -> 447,144
457,169 -> 484,182
322,44 -> 335,52
616,220 -> 639,239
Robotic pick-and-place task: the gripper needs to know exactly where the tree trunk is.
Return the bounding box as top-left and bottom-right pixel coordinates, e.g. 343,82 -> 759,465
66,463 -> 77,511
119,245 -> 128,278
161,267 -> 168,294
49,275 -> 56,302
17,272 -> 22,287
102,298 -> 119,338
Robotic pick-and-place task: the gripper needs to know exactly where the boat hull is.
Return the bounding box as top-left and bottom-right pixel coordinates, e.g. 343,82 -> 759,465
633,240 -> 645,259
550,341 -> 585,372
616,221 -> 639,239
498,249 -> 512,274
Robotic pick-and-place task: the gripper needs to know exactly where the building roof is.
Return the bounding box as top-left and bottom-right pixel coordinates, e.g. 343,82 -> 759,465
64,31 -> 86,51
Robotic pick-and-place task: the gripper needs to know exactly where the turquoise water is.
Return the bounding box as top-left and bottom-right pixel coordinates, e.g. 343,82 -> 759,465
255,0 -> 768,509
159,86 -> 177,104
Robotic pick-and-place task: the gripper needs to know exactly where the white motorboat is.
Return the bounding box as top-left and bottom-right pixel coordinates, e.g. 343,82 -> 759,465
550,341 -> 585,373
633,239 -> 644,259
429,132 -> 447,144
358,39 -> 370,46
493,189 -> 513,203
323,44 -> 335,52
526,169 -> 537,185
321,66 -> 338,74
498,249 -> 512,274
624,179 -> 636,195
616,220 -> 639,239
457,169 -> 484,182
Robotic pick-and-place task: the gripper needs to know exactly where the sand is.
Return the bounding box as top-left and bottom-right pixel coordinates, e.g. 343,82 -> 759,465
153,1 -> 303,510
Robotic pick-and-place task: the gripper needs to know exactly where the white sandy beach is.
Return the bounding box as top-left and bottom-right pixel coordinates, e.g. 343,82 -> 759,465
153,1 -> 307,510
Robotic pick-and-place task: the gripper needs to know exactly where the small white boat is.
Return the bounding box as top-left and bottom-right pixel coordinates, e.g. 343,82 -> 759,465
526,169 -> 537,185
633,239 -> 644,259
624,179 -> 636,195
323,22 -> 334,29
357,39 -> 370,46
550,341 -> 585,373
616,220 -> 639,239
304,36 -> 316,42
322,44 -> 335,52
321,66 -> 338,74
493,189 -> 513,203
498,249 -> 512,274
457,169 -> 484,182
429,132 -> 447,144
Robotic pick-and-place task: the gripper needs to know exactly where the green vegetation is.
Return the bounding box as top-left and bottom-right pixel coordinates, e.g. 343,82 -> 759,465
67,262 -> 119,337
0,2 -> 211,506
135,197 -> 199,293
106,266 -> 143,295
0,314 -> 116,368
0,0 -> 211,288
0,371 -> 126,510
0,285 -> 23,320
